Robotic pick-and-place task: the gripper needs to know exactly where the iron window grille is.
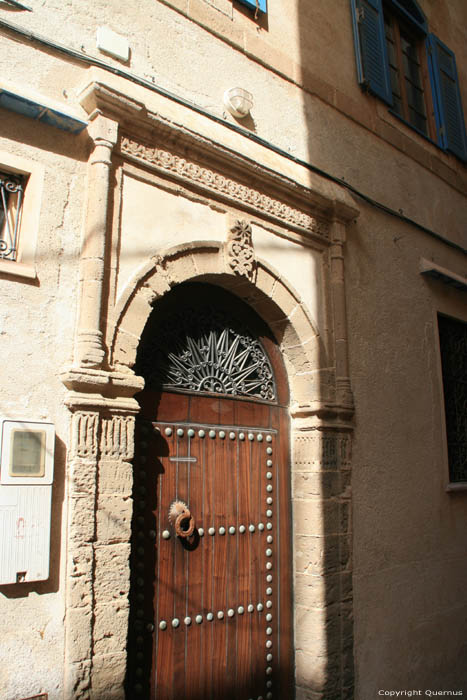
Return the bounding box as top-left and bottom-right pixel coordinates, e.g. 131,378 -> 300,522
0,170 -> 25,262
438,314 -> 467,483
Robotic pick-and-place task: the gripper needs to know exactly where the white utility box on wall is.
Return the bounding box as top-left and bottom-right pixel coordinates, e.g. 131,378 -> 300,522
0,419 -> 55,585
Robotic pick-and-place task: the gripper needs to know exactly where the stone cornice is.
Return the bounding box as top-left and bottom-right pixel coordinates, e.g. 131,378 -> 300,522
78,80 -> 359,240
119,133 -> 331,239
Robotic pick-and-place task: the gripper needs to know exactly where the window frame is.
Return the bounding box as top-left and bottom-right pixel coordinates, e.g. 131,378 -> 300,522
383,6 -> 437,140
0,150 -> 44,281
437,313 -> 467,487
350,0 -> 467,161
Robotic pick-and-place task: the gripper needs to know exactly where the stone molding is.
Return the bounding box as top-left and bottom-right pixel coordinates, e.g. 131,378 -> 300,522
71,411 -> 100,459
119,133 -> 331,239
100,414 -> 134,461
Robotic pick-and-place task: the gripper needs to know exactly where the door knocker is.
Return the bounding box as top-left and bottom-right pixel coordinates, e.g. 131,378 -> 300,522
168,500 -> 195,539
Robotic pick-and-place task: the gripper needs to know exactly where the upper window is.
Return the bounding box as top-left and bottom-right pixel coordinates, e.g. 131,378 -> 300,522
0,170 -> 26,262
0,151 -> 44,280
350,0 -> 467,161
438,315 -> 467,484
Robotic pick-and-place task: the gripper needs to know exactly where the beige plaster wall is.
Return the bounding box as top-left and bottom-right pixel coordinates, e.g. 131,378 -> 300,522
347,208 -> 467,696
0,111 -> 87,699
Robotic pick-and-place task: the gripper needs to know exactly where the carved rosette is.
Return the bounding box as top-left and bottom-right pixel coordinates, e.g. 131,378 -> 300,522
227,219 -> 256,280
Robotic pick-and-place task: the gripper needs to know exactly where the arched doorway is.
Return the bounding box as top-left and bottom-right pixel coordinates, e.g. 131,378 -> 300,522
126,282 -> 293,700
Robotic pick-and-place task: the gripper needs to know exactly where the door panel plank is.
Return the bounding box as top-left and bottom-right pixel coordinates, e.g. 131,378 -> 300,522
134,395 -> 291,700
212,431 -> 228,698
184,430 -> 204,700
153,425 -> 176,700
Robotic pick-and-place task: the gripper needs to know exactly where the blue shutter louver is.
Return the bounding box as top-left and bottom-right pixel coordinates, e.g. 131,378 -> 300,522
427,34 -> 467,161
237,0 -> 267,13
350,0 -> 393,105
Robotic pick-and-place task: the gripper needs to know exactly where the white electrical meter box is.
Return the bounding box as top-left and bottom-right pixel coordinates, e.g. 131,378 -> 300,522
0,419 -> 55,585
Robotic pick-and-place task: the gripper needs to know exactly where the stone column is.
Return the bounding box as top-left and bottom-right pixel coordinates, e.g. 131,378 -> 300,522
330,219 -> 354,410
75,113 -> 118,368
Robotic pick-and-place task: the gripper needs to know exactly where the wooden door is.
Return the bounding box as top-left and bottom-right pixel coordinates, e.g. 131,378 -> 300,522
126,284 -> 293,700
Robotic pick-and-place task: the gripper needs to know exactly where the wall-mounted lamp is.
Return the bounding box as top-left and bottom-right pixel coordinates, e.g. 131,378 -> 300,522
223,87 -> 253,119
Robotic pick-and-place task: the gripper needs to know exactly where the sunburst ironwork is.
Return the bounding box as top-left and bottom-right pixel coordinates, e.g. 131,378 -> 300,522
140,308 -> 277,401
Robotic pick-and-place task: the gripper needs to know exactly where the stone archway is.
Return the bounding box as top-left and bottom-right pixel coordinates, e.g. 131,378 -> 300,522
110,240 -> 326,409
62,239 -> 354,699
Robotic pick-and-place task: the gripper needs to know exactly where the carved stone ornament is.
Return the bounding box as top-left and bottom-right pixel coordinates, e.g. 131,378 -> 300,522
71,411 -> 99,459
227,220 -> 256,280
119,135 -> 330,238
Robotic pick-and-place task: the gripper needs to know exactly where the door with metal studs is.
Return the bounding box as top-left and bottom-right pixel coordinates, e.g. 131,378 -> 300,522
126,283 -> 293,700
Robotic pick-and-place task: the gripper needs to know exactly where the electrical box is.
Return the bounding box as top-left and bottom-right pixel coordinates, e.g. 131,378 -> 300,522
0,419 -> 55,585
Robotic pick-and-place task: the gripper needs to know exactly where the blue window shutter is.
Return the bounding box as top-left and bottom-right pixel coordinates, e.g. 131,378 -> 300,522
350,0 -> 393,105
237,0 -> 267,13
427,34 -> 467,161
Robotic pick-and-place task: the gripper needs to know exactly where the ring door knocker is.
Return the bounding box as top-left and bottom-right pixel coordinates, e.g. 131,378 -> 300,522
168,500 -> 195,539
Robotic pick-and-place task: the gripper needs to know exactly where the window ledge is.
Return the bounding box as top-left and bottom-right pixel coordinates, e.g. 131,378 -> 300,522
420,259 -> 467,290
446,482 -> 467,493
388,109 -> 437,148
0,259 -> 37,280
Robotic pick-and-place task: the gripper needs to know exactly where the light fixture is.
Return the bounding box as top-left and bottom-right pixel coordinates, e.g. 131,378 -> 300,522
223,87 -> 253,119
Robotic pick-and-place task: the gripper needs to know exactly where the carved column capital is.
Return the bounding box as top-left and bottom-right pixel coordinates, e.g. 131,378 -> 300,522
87,112 -> 119,147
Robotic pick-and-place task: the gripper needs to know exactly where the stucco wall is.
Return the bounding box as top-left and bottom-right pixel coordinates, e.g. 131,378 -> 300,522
347,206 -> 467,696
0,0 -> 465,697
0,110 -> 87,698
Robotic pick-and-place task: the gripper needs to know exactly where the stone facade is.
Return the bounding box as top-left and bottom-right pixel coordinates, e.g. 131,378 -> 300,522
0,1 -> 466,699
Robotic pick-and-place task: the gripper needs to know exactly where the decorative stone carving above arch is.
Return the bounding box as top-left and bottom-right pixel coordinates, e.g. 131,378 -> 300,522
110,240 -> 327,410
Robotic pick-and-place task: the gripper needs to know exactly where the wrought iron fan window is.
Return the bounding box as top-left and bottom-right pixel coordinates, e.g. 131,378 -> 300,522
0,170 -> 25,261
137,285 -> 277,402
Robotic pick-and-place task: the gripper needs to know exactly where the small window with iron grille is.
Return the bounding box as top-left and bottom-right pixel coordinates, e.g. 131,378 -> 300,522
0,170 -> 26,262
438,314 -> 467,484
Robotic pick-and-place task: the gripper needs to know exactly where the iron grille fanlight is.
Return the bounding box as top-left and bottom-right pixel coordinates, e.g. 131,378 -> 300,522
140,306 -> 277,402
0,171 -> 25,261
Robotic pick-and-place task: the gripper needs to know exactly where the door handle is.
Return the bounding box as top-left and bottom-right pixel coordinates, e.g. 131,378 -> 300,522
168,500 -> 195,538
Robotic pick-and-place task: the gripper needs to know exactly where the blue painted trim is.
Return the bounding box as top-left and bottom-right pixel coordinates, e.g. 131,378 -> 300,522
237,0 -> 267,13
427,34 -> 467,161
350,0 -> 393,106
350,0 -> 365,86
0,88 -> 87,134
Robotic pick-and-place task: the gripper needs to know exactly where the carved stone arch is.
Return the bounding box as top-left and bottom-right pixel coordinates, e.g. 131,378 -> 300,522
111,241 -> 326,408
